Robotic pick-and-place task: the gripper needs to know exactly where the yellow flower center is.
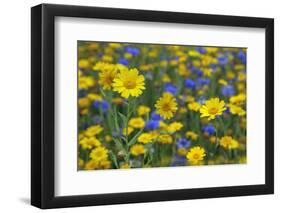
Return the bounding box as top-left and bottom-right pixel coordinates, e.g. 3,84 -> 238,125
208,107 -> 218,115
95,151 -> 103,157
193,153 -> 199,159
124,80 -> 136,89
162,103 -> 171,111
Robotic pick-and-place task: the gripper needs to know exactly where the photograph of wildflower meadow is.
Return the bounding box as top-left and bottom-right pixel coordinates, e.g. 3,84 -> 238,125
78,41 -> 247,170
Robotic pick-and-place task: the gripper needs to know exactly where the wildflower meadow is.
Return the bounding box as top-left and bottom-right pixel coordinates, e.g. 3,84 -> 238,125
78,41 -> 247,170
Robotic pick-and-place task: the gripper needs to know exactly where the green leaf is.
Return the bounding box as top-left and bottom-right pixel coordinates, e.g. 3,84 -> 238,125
128,128 -> 144,146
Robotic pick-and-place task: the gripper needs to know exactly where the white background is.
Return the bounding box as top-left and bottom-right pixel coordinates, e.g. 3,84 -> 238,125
0,0 -> 279,212
55,18 -> 265,196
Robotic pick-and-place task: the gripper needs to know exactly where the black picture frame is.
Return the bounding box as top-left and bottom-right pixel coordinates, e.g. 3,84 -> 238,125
31,3 -> 274,209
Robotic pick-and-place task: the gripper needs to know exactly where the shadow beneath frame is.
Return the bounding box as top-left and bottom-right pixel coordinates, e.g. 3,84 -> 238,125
19,197 -> 30,205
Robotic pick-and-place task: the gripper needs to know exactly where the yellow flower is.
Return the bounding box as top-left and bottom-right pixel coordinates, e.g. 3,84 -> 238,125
112,68 -> 145,98
98,67 -> 118,90
209,136 -> 217,144
129,117 -> 145,129
138,133 -> 153,144
79,97 -> 90,108
130,144 -> 145,156
186,146 -> 206,165
218,79 -> 228,86
92,62 -> 112,72
188,102 -> 201,112
79,76 -> 95,90
84,160 -> 98,170
220,136 -> 239,150
167,122 -> 183,133
186,131 -> 198,140
87,93 -> 102,101
100,160 -> 111,169
84,125 -> 103,137
227,104 -> 246,116
137,105 -> 151,116
105,135 -> 113,143
158,134 -> 173,144
230,93 -> 246,105
79,59 -> 90,69
79,137 -> 101,149
200,97 -> 226,120
120,163 -> 131,169
155,93 -> 178,119
186,96 -> 195,103
122,126 -> 134,136
177,148 -> 188,156
90,147 -> 109,162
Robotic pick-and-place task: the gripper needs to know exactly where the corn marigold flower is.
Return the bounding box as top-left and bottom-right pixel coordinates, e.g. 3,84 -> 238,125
84,125 -> 103,137
167,122 -> 183,133
138,133 -> 154,144
186,146 -> 206,165
98,67 -> 118,90
220,136 -> 239,150
129,117 -> 145,129
79,76 -> 95,90
227,104 -> 246,116
229,93 -> 246,105
79,137 -> 101,150
155,93 -> 178,120
188,102 -> 201,112
158,134 -> 173,144
112,68 -> 145,98
90,146 -> 109,162
130,144 -> 145,156
200,97 -> 226,120
137,105 -> 151,116
185,131 -> 198,141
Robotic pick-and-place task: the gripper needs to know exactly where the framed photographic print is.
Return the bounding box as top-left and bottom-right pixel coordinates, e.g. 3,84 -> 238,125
31,3 -> 274,209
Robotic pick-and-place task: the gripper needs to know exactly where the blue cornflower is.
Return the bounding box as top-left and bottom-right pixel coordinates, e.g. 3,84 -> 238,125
197,78 -> 210,86
185,79 -> 196,89
202,124 -> 216,135
221,85 -> 235,97
196,47 -> 206,54
218,55 -> 228,65
145,120 -> 160,130
164,83 -> 177,95
125,47 -> 140,56
191,67 -> 203,77
237,51 -> 246,64
171,155 -> 187,166
93,100 -> 109,112
118,58 -> 129,65
176,138 -> 191,149
151,111 -> 163,121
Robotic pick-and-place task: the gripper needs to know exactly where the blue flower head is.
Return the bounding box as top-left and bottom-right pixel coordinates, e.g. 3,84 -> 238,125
218,55 -> 228,65
125,47 -> 140,56
197,78 -> 210,86
171,155 -> 187,167
191,67 -> 203,77
93,100 -> 109,113
151,111 -> 163,121
145,120 -> 160,130
196,47 -> 206,54
237,51 -> 246,64
185,79 -> 196,89
221,85 -> 235,97
202,124 -> 216,135
118,58 -> 129,65
176,138 -> 191,149
164,83 -> 177,95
